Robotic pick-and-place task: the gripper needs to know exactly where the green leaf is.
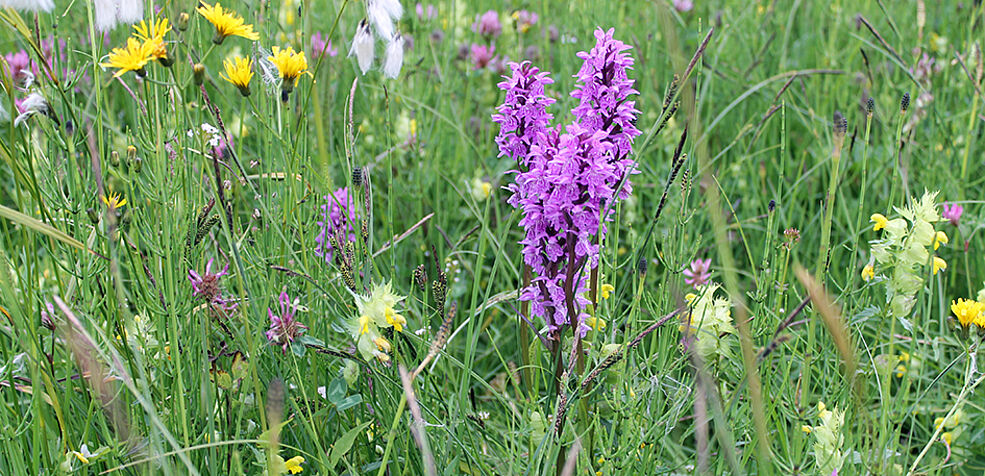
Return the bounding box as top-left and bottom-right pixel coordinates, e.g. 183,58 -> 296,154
298,335 -> 325,347
334,394 -> 362,412
0,204 -> 103,259
329,421 -> 371,467
291,342 -> 306,357
326,378 -> 346,404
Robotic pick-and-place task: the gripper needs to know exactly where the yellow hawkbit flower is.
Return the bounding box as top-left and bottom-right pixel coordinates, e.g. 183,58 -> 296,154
221,56 -> 253,97
268,46 -> 310,91
950,298 -> 985,328
600,283 -> 615,300
870,213 -> 888,231
861,263 -> 875,282
197,2 -> 260,44
101,191 -> 128,210
933,256 -> 947,275
100,38 -> 154,78
133,17 -> 172,63
934,231 -> 948,250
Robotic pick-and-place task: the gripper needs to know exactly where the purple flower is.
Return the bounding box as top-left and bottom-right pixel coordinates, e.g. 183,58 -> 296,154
494,28 -> 640,338
683,258 -> 712,288
310,32 -> 338,60
265,291 -> 308,353
492,61 -> 555,166
189,259 -> 238,314
513,10 -> 538,33
470,43 -> 496,69
472,10 -> 502,38
415,3 -> 436,21
571,28 -> 641,165
4,50 -> 36,86
315,187 -> 356,262
673,0 -> 694,12
943,203 -> 963,227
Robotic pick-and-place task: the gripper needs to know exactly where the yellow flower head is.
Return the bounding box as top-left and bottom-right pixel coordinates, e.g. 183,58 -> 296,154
932,256 -> 947,275
374,336 -> 391,353
358,315 -> 370,335
600,283 -> 615,300
861,263 -> 875,282
284,455 -> 304,474
933,230 -> 948,250
384,307 -> 406,333
268,46 -> 309,88
101,38 -> 154,78
950,298 -> 985,328
101,191 -> 128,210
197,2 -> 260,44
870,213 -> 888,231
587,316 -> 606,331
133,17 -> 172,61
221,56 -> 253,96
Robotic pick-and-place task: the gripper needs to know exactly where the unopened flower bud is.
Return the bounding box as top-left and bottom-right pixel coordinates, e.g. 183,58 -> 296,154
133,156 -> 142,173
110,150 -> 120,167
176,12 -> 189,31
193,63 -> 206,86
126,145 -> 136,164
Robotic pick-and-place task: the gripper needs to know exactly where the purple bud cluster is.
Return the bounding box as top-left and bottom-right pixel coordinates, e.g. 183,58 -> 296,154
493,28 -> 640,337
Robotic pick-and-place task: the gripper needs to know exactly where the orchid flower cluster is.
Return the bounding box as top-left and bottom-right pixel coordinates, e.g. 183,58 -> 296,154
493,28 -> 640,337
314,187 -> 356,263
863,191 -> 947,323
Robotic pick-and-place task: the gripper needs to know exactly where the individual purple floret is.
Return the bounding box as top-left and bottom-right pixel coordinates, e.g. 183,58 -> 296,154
492,61 -> 555,166
942,203 -> 963,227
683,258 -> 712,288
188,258 -> 238,314
314,187 -> 355,262
265,291 -> 308,353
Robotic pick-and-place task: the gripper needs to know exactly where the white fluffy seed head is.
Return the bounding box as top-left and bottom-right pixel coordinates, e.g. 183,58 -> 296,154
0,0 -> 54,12
382,33 -> 405,79
349,20 -> 375,75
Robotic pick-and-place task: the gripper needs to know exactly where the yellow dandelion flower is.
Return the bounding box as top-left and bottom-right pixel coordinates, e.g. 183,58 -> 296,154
101,191 -> 128,210
600,283 -> 615,300
268,46 -> 309,91
197,2 -> 260,44
870,213 -> 888,231
284,455 -> 304,474
950,298 -> 984,328
101,38 -> 154,78
221,56 -> 253,97
933,230 -> 948,250
932,256 -> 947,275
861,263 -> 875,282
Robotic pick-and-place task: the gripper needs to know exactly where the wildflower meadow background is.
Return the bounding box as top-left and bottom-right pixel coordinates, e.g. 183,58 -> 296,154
1,0 -> 984,474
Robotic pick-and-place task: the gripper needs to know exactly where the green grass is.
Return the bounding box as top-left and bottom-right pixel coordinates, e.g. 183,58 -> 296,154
1,0 -> 984,474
